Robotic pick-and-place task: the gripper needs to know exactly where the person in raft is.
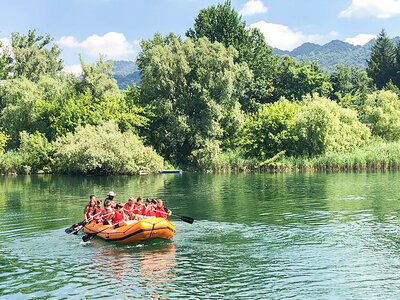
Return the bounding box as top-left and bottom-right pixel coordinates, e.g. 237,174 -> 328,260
84,195 -> 96,221
155,199 -> 172,219
104,191 -> 116,207
142,198 -> 157,217
123,197 -> 135,218
102,200 -> 114,225
109,202 -> 128,225
133,197 -> 144,215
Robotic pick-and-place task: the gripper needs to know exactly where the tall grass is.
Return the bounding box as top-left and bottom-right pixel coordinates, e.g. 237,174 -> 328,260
278,141 -> 400,171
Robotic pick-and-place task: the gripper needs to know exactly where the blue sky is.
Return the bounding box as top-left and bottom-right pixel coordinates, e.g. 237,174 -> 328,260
1,0 -> 400,73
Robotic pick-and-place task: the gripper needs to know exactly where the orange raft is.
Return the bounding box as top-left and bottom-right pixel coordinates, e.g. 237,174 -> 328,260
83,218 -> 176,244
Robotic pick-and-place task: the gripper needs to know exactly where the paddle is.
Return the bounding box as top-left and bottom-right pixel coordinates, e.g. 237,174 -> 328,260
153,209 -> 194,224
65,218 -> 91,234
65,211 -> 102,234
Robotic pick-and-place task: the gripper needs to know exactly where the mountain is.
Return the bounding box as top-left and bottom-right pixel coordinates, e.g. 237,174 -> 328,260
273,37 -> 400,73
110,60 -> 141,89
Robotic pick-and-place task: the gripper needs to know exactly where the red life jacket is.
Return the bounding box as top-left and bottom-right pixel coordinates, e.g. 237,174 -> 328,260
141,205 -> 147,215
145,205 -> 156,217
155,205 -> 168,219
85,205 -> 95,219
113,210 -> 125,224
103,207 -> 113,220
123,203 -> 133,215
132,204 -> 141,214
93,207 -> 102,220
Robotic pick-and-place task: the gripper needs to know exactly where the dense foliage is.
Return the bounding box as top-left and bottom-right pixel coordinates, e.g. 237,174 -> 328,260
53,121 -> 163,175
1,1 -> 400,174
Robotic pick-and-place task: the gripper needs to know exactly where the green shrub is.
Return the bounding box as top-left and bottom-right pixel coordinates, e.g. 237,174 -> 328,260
294,94 -> 370,156
240,99 -> 299,160
0,150 -> 28,174
19,131 -> 54,172
53,120 -> 163,175
362,90 -> 400,141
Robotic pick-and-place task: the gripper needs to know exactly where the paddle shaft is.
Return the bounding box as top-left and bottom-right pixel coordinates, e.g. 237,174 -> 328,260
153,209 -> 194,224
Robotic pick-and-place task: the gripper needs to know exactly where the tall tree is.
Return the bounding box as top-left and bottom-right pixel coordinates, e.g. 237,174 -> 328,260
186,1 -> 248,53
76,55 -> 119,99
186,0 -> 278,109
137,35 -> 251,166
273,56 -> 332,101
394,41 -> 400,86
329,65 -> 372,101
366,30 -> 396,89
11,29 -> 64,82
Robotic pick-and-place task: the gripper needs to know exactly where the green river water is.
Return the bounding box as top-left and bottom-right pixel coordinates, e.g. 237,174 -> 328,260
1,172 -> 400,299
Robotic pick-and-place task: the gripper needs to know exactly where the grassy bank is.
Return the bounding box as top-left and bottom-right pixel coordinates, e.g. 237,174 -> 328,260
3,141 -> 400,175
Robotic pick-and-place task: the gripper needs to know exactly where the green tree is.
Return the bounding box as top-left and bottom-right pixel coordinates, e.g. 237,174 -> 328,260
329,65 -> 372,100
273,56 -> 332,101
0,128 -> 9,154
186,0 -> 278,109
137,35 -> 251,166
367,30 -> 396,89
186,0 -> 248,53
11,29 -> 64,82
362,90 -> 400,141
75,55 -> 119,99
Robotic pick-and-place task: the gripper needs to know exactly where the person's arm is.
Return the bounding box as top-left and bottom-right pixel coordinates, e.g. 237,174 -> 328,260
107,212 -> 115,221
165,207 -> 172,216
84,206 -> 89,220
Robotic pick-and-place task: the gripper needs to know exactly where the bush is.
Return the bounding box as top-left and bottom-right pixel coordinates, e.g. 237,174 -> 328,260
0,150 -> 28,174
53,120 -> 163,175
240,99 -> 299,160
19,131 -> 54,172
294,94 -> 370,156
362,90 -> 400,141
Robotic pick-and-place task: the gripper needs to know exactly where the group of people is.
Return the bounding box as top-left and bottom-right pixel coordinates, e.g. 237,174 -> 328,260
83,191 -> 172,226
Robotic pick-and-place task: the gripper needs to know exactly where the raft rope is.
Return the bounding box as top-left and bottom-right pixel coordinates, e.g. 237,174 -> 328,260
147,223 -> 156,241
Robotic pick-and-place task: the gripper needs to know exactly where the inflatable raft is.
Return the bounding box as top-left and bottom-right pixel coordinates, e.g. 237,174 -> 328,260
83,218 -> 176,244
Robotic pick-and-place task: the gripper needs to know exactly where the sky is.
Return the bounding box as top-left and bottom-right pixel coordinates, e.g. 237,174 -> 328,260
1,0 -> 400,74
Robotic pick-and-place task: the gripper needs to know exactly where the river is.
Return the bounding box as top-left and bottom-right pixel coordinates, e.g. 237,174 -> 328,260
1,172 -> 400,299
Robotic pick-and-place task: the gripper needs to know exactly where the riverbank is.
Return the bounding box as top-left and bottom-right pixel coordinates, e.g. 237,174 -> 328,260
2,141 -> 400,175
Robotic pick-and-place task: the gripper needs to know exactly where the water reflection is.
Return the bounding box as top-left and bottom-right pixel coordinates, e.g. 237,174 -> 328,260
87,242 -> 177,298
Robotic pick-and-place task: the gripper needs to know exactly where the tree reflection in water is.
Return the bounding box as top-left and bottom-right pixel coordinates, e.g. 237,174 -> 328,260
87,241 -> 177,298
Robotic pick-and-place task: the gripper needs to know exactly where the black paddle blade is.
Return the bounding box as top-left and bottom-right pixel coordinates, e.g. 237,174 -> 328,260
180,216 -> 194,224
82,234 -> 95,242
65,224 -> 77,234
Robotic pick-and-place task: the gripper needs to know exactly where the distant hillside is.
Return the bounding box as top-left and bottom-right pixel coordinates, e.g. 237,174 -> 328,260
110,60 -> 141,89
274,37 -> 400,73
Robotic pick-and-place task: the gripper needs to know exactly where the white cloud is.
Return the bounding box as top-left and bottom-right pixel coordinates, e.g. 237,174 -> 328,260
329,30 -> 339,37
58,32 -> 135,59
63,64 -> 82,75
239,0 -> 267,16
248,21 -> 318,50
0,37 -> 11,53
345,33 -> 376,45
339,0 -> 400,19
